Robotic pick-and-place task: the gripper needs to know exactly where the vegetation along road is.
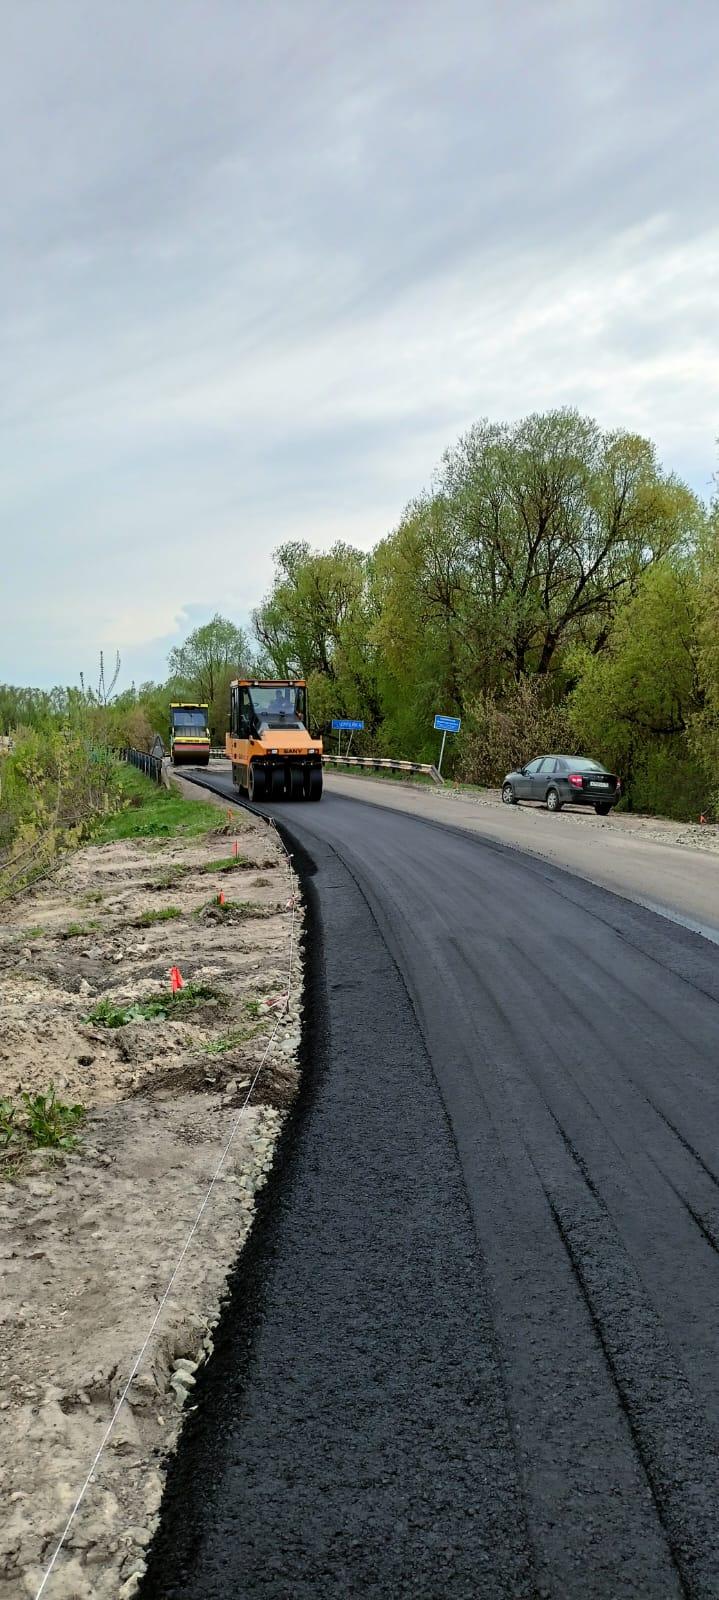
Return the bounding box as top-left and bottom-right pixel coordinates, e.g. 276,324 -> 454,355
143,768 -> 719,1598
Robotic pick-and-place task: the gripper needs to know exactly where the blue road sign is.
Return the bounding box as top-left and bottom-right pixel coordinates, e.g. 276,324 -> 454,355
434,714 -> 461,733
332,719 -> 365,731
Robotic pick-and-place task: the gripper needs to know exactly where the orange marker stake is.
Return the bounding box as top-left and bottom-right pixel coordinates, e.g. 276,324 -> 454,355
233,841 -> 238,857
169,965 -> 185,992
217,891 -> 225,906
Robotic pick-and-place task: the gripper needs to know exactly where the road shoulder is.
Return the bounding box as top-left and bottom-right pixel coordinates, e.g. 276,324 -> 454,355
0,780 -> 300,1598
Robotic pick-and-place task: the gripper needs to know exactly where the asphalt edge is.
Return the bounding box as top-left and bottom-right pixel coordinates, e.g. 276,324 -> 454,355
139,828 -> 329,1590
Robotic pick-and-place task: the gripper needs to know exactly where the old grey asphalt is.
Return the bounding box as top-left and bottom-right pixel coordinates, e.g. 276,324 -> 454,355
141,776 -> 719,1599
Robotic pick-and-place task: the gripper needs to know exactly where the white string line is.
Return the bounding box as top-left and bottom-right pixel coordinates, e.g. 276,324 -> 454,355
35,828 -> 298,1600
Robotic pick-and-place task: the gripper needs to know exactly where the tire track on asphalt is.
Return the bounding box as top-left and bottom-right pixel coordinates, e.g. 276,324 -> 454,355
146,773 -> 719,1597
141,825 -> 537,1599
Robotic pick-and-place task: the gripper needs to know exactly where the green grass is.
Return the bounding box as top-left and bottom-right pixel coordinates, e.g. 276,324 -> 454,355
85,982 -> 226,1028
135,905 -> 183,927
244,997 -> 263,1019
199,1026 -> 260,1056
200,854 -> 250,873
62,920 -> 100,939
94,763 -> 221,843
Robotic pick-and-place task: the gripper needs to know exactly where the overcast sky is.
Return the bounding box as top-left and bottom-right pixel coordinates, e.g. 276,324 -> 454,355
2,0 -> 717,689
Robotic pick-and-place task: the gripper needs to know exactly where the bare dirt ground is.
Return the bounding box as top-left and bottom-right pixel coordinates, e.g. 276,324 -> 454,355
0,790 -> 301,1599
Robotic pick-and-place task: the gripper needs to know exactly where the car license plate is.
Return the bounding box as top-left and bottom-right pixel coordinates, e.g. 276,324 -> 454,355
590,781 -> 610,788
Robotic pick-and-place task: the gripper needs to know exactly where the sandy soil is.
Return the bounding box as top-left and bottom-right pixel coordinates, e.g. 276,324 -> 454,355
0,794 -> 301,1598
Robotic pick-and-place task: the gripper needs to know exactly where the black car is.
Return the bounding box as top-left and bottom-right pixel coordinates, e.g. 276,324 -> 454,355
501,755 -> 621,814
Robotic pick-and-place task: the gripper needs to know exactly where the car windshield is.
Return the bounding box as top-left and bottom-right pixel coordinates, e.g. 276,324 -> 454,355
562,757 -> 605,772
172,710 -> 207,729
249,685 -> 305,729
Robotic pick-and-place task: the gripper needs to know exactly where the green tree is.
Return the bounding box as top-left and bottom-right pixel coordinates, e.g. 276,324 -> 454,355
372,495 -> 471,756
168,615 -> 252,701
0,686 -> 57,733
370,412 -> 700,760
168,615 -> 253,740
569,561 -> 705,818
439,409 -> 700,684
688,486 -> 719,809
254,543 -> 381,735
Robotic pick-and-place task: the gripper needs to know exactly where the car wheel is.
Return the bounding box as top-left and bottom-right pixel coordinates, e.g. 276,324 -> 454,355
546,787 -> 562,813
502,782 -> 516,805
595,802 -> 611,816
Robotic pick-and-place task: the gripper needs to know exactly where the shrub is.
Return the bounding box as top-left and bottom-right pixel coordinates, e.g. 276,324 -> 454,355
457,678 -> 573,786
1,1087 -> 85,1163
0,727 -> 119,899
85,983 -> 225,1027
21,1088 -> 85,1149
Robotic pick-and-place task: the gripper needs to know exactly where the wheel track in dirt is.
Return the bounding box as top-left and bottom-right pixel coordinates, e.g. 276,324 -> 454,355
141,778 -> 719,1598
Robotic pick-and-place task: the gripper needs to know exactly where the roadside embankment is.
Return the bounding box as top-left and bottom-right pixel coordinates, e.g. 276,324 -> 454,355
0,769 -> 302,1598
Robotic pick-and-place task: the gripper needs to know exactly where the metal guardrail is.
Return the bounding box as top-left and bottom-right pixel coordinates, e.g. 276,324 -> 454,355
323,754 -> 444,786
122,746 -> 164,784
205,746 -> 444,785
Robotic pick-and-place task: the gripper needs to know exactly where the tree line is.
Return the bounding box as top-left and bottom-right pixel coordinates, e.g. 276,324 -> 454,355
2,409 -> 717,820
252,409 -> 718,819
0,620 -> 263,757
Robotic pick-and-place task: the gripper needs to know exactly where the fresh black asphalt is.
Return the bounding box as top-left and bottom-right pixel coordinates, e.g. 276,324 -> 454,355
141,780 -> 719,1598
